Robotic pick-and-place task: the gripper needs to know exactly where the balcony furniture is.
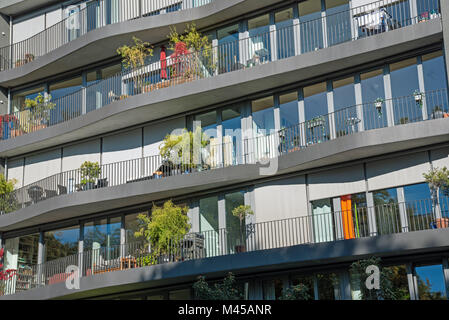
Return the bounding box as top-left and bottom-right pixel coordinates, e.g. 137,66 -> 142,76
345,117 -> 361,133
27,186 -> 44,203
181,233 -> 205,260
44,189 -> 58,199
57,185 -> 67,195
96,178 -> 108,188
93,256 -> 137,274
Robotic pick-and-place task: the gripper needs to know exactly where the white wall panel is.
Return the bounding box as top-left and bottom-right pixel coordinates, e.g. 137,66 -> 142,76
23,149 -> 61,185
143,117 -> 185,157
309,164 -> 365,201
62,139 -> 101,171
367,152 -> 430,191
102,129 -> 142,165
13,14 -> 45,43
46,8 -> 62,28
7,158 -> 24,188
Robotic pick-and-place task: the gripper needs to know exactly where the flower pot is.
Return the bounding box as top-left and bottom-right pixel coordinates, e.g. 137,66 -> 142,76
82,182 -> 95,190
414,94 -> 422,102
235,245 -> 246,253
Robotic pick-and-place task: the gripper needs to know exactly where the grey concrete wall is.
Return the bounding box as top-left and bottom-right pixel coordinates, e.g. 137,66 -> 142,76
441,0 -> 449,87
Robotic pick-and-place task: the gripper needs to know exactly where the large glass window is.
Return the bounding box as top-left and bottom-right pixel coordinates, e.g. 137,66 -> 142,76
311,198 -> 334,243
361,69 -> 387,129
415,264 -> 447,300
125,212 -> 147,244
275,8 -> 295,59
225,191 -> 245,253
252,96 -> 275,135
291,274 -> 315,299
49,76 -> 83,101
299,0 -> 323,53
199,196 -> 219,257
317,272 -> 341,300
389,58 -> 420,124
247,14 -> 271,65
195,110 -> 217,139
11,86 -> 45,112
279,92 -> 299,129
422,51 -> 449,119
304,82 -> 328,145
222,106 -> 242,166
333,77 -> 357,136
217,24 -> 240,73
373,188 -> 401,235
44,225 -> 79,262
325,0 -> 351,46
84,217 -> 121,251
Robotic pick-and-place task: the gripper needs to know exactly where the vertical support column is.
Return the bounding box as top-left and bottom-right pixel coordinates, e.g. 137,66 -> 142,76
216,111 -> 223,168
327,81 -> 336,140
406,263 -> 418,300
416,56 -> 428,120
78,222 -> 84,277
37,231 -> 44,286
293,5 -> 301,56
241,102 -> 254,164
332,197 -> 344,240
349,0 -> 358,40
397,187 -> 409,233
273,95 -> 281,159
212,38 -> 218,76
366,192 -> 377,236
120,214 -> 125,258
383,65 -> 394,126
340,271 -> 352,300
298,88 -> 306,147
81,71 -> 87,114
218,194 -> 227,255
321,0 -> 328,49
238,21 -> 249,67
269,13 -> 277,62
9,16 -> 12,70
188,201 -> 200,233
409,0 -> 418,24
354,74 -> 365,132
441,0 -> 449,89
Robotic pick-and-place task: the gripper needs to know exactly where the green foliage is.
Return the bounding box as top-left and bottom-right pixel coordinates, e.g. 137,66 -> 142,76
159,127 -> 210,169
24,93 -> 56,124
134,201 -> 190,256
80,161 -> 101,185
231,205 -> 254,246
423,166 -> 449,196
0,174 -> 18,213
280,284 -> 312,300
117,36 -> 153,70
350,257 -> 397,300
193,273 -> 243,300
168,23 -> 211,54
137,253 -> 159,267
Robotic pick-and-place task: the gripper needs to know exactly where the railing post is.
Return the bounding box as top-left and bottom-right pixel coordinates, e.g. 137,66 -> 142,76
397,187 -> 409,233
383,65 -> 395,126
327,81 -> 337,140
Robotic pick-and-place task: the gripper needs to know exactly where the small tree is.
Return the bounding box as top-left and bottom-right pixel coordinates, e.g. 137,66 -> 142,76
24,93 -> 56,125
423,166 -> 449,218
117,36 -> 153,93
193,272 -> 243,300
231,205 -> 254,249
350,257 -> 397,300
80,161 -> 101,188
0,174 -> 17,214
159,127 -> 210,170
280,284 -> 312,300
168,23 -> 214,79
134,200 -> 190,260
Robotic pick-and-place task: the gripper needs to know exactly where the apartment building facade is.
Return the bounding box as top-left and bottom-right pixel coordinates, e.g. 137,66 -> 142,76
0,0 -> 448,300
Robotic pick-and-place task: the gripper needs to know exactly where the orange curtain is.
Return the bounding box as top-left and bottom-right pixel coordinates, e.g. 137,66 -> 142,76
341,195 -> 355,239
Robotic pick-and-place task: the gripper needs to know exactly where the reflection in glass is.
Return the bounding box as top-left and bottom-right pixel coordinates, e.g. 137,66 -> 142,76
225,191 -> 245,253
217,24 -> 240,73
247,14 -> 271,65
200,196 -> 219,257
222,106 -> 241,165
292,274 -> 315,299
361,69 -> 387,130
422,51 -> 449,119
299,1 -> 323,53
325,0 -> 351,46
333,77 -> 357,136
317,272 -> 341,300
415,264 -> 447,300
304,83 -> 328,145
275,8 -> 295,59
373,188 -> 401,235
44,225 -> 79,262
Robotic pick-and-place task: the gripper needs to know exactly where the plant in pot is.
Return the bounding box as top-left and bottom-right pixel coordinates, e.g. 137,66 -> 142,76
0,174 -> 18,214
159,127 -> 210,173
117,36 -> 153,95
432,105 -> 444,119
24,93 -> 56,128
231,205 -> 254,253
423,166 -> 449,227
80,161 -> 101,190
413,89 -> 424,108
374,97 -> 384,117
168,23 -> 214,81
134,200 -> 190,264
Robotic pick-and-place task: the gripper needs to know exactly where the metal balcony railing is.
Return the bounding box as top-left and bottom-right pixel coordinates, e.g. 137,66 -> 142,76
0,0 -> 216,71
0,0 -> 441,141
0,88 -> 447,216
1,197 -> 448,296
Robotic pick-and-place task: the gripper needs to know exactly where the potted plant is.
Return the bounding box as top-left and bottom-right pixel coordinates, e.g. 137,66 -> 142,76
399,117 -> 409,124
0,174 -> 18,214
374,98 -> 384,116
24,93 -> 56,128
413,90 -> 424,108
80,161 -> 101,190
423,167 -> 449,227
231,205 -> 254,253
117,36 -> 153,94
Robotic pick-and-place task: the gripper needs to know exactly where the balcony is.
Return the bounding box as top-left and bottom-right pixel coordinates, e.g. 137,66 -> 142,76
0,0 -> 442,148
0,197 -> 448,298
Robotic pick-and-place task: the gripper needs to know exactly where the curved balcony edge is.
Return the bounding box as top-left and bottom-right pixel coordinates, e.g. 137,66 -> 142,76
0,19 -> 443,158
1,117 -> 448,232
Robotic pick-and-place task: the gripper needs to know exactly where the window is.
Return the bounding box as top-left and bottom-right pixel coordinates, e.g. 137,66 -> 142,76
384,265 -> 410,300
125,212 -> 147,244
200,196 -> 219,257
279,92 -> 299,129
252,96 -> 275,135
195,110 -> 217,139
415,264 -> 447,300
275,8 -> 295,59
373,188 -> 401,235
247,14 -> 271,64
311,198 -> 334,242
291,274 -> 315,299
333,77 -> 357,136
361,69 -> 387,130
217,24 -> 240,73
317,272 -> 341,300
389,58 -> 420,124
225,191 -> 245,253
299,0 -> 323,53
304,82 -> 328,145
222,106 -> 242,165
422,51 -> 449,119
325,0 -> 351,46
49,76 -> 83,101
11,86 -> 45,112
44,225 -> 79,262
84,217 -> 121,251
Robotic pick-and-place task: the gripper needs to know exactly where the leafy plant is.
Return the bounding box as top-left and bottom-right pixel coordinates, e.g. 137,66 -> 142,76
350,257 -> 397,300
423,166 -> 449,202
24,93 -> 56,124
280,284 -> 312,300
80,161 -> 101,186
159,127 -> 210,170
134,200 -> 190,259
374,97 -> 384,117
136,252 -> 159,267
193,272 -> 243,300
231,205 -> 254,247
413,90 -> 424,108
0,174 -> 18,214
117,36 -> 153,93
